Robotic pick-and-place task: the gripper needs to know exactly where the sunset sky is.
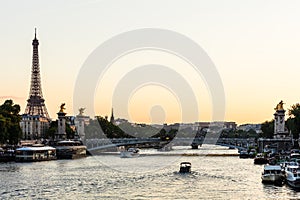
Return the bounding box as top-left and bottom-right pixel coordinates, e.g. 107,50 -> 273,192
1,0 -> 300,125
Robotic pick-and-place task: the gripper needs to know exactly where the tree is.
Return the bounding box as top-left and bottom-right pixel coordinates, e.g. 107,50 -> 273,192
247,129 -> 257,138
0,100 -> 22,144
96,116 -> 133,138
261,120 -> 274,138
46,120 -> 76,139
287,103 -> 300,138
118,122 -> 159,138
85,118 -> 105,139
45,121 -> 57,139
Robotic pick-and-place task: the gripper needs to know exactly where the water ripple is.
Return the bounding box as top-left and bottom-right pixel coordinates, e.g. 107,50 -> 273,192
0,155 -> 298,199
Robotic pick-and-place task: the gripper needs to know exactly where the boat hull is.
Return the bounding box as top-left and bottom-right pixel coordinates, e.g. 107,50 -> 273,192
0,155 -> 15,162
56,146 -> 87,159
254,158 -> 268,164
179,167 -> 191,173
15,156 -> 56,162
120,151 -> 139,158
261,174 -> 284,183
287,179 -> 300,189
239,153 -> 249,159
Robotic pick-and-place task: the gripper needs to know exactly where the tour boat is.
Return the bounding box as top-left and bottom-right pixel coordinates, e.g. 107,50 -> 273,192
15,146 -> 56,162
179,162 -> 191,173
261,165 -> 284,184
284,162 -> 300,189
54,140 -> 87,159
119,146 -> 140,158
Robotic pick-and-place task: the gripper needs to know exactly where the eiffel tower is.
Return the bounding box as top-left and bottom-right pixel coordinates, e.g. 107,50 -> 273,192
20,29 -> 50,139
24,28 -> 50,119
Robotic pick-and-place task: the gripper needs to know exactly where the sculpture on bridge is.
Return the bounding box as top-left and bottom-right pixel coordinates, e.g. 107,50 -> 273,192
78,107 -> 85,116
59,103 -> 66,113
274,100 -> 284,111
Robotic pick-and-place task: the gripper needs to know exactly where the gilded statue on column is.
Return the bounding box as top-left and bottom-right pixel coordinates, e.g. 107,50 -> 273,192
274,100 -> 284,111
59,103 -> 66,113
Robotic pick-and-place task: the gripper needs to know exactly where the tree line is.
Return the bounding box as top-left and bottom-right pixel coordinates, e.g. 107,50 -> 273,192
1,99 -> 300,145
0,100 -> 22,145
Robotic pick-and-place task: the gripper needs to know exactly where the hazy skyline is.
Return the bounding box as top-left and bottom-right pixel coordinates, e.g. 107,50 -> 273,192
1,0 -> 300,125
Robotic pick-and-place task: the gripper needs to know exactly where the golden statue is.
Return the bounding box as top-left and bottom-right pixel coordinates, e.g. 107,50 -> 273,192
79,107 -> 85,115
274,100 -> 284,111
59,103 -> 66,113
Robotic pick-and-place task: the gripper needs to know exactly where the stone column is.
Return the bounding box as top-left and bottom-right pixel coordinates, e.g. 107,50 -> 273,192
75,115 -> 85,140
55,105 -> 67,140
273,101 -> 289,139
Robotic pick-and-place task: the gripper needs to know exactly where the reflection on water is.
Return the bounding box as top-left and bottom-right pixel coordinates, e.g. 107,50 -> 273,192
0,164 -> 20,173
1,145 -> 300,199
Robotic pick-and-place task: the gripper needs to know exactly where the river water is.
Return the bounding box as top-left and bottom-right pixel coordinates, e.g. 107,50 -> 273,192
1,145 -> 300,199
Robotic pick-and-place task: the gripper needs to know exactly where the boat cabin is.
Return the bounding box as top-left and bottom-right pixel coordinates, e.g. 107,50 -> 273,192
15,146 -> 56,162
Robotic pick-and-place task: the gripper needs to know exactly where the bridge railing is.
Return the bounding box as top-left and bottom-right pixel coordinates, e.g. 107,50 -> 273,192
85,137 -> 255,150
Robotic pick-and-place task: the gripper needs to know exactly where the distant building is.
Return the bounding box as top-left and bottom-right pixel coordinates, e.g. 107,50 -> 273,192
174,121 -> 237,131
20,115 -> 49,139
151,124 -> 164,129
114,118 -> 128,126
237,124 -> 262,134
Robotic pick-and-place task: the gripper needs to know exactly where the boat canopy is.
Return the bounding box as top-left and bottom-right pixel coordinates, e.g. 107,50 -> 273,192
16,146 -> 56,151
57,140 -> 82,146
180,162 -> 191,165
264,165 -> 281,171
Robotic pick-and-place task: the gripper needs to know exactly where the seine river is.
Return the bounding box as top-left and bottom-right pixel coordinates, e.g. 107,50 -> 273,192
1,145 -> 300,199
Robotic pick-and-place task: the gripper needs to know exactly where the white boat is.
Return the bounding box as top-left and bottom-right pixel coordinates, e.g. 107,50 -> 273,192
119,146 -> 140,158
15,146 -> 56,162
284,162 -> 300,189
261,165 -> 284,184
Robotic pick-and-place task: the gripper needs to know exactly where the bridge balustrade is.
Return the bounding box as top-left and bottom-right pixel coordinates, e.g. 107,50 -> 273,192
86,137 -> 255,151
